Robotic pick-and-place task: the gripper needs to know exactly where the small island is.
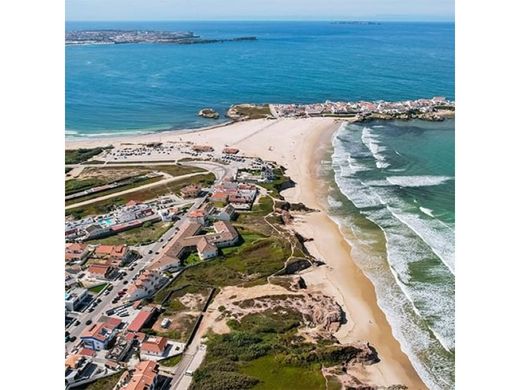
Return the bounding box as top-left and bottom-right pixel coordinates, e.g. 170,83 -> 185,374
198,108 -> 220,119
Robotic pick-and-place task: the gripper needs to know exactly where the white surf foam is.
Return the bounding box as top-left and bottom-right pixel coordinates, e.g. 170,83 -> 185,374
327,195 -> 343,209
386,175 -> 453,187
420,206 -> 435,217
330,122 -> 455,389
361,127 -> 390,169
386,206 -> 455,274
329,210 -> 455,390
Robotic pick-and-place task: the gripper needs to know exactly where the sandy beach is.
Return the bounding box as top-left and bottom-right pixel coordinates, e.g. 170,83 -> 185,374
66,118 -> 426,388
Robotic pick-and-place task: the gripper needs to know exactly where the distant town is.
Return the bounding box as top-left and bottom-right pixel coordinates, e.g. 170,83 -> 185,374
224,97 -> 455,122
65,30 -> 257,46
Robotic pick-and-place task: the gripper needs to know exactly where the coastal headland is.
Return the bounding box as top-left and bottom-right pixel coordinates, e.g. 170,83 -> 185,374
66,117 -> 429,388
65,30 -> 257,46
225,97 -> 454,122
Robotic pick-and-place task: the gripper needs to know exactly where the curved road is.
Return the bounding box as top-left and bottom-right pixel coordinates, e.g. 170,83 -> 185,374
65,172 -> 205,210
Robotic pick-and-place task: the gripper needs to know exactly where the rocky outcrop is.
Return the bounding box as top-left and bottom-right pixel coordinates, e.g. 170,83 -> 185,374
198,108 -> 220,119
275,258 -> 313,275
226,104 -> 272,121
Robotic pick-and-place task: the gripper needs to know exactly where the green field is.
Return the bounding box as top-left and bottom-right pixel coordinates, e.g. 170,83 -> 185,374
66,164 -> 205,200
167,234 -> 290,290
190,307 -> 332,390
249,195 -> 274,216
66,173 -> 215,219
241,355 -> 326,390
66,177 -> 106,195
87,221 -> 173,246
257,169 -> 293,200
160,354 -> 182,367
88,283 -> 108,294
65,147 -> 110,165
65,176 -> 165,205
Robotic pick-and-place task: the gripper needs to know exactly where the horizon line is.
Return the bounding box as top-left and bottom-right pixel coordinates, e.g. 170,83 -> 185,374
66,18 -> 455,23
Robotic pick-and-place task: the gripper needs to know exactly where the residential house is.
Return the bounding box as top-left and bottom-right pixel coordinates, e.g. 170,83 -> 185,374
127,307 -> 157,333
117,360 -> 159,390
141,336 -> 168,357
180,184 -> 201,199
213,204 -> 236,221
94,244 -> 131,267
65,243 -> 90,264
208,190 -> 228,204
65,287 -> 88,311
87,263 -> 113,280
196,238 -> 218,260
125,270 -> 163,302
80,317 -> 121,350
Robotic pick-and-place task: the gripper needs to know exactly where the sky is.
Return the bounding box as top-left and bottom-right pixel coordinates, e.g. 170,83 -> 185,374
66,0 -> 454,22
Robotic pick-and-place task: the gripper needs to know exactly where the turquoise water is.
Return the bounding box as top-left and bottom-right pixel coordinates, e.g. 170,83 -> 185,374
66,21 -> 454,136
327,119 -> 455,389
98,217 -> 114,227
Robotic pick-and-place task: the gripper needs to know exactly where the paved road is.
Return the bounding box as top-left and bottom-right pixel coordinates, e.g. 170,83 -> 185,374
181,161 -> 229,183
65,160 -> 231,184
168,349 -> 196,389
65,199 -> 205,354
65,172 -> 205,210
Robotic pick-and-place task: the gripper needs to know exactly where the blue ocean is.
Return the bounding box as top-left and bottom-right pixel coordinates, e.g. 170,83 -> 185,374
66,21 -> 455,389
66,21 -> 454,135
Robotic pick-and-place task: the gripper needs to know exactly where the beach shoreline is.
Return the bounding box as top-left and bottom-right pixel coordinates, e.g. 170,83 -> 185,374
65,117 -> 426,388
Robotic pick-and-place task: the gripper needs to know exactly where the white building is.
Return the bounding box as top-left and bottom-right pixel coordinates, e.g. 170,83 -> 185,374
125,270 -> 163,302
65,287 -> 88,311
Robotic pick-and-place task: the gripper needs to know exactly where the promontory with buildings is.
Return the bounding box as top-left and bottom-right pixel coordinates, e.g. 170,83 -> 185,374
224,97 -> 454,122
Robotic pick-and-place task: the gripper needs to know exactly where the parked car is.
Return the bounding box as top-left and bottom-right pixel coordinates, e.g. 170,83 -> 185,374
123,280 -> 128,285
85,320 -> 92,325
69,336 -> 76,342
75,320 -> 81,326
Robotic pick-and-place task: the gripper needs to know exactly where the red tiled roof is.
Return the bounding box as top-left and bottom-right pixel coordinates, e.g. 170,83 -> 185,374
127,309 -> 154,333
88,263 -> 112,276
141,336 -> 168,355
121,360 -> 158,390
78,348 -> 96,357
95,244 -> 127,258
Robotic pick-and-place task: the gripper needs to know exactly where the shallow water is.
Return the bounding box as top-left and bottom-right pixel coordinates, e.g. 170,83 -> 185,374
326,119 -> 455,389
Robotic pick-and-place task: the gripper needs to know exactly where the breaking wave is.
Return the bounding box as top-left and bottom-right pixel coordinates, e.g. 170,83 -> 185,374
327,121 -> 455,389
386,175 -> 453,187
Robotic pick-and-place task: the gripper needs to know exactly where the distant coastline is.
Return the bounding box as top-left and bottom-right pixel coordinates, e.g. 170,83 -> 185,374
65,29 -> 257,46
